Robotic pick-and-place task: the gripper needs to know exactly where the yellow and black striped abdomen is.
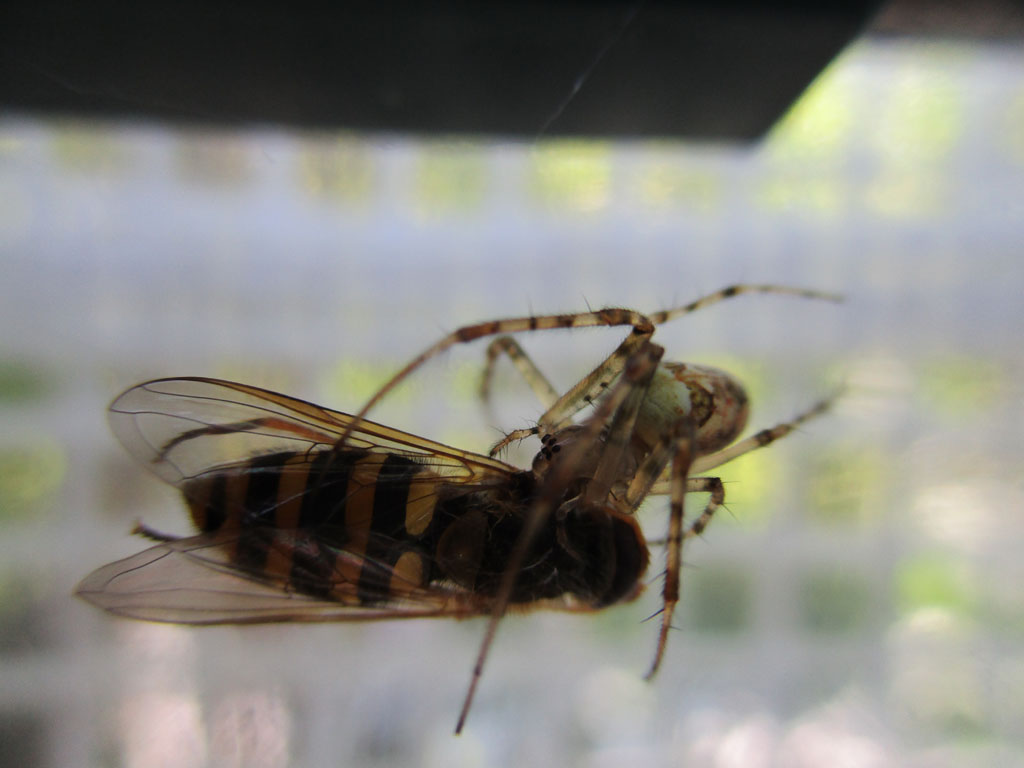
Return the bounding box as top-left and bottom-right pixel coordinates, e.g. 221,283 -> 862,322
179,449 -> 648,610
183,449 -> 449,533
181,450 -> 445,605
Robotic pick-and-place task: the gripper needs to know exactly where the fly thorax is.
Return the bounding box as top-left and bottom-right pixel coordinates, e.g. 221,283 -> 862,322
635,362 -> 749,454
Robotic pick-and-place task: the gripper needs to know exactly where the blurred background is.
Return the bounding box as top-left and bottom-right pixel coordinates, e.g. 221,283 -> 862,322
2,2 -> 1024,767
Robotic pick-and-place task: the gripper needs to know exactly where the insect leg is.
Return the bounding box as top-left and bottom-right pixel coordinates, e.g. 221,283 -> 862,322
455,341 -> 665,734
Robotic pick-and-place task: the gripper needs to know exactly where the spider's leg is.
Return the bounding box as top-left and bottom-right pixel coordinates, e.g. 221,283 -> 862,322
644,283 -> 840,328
487,427 -> 544,456
480,336 -> 560,410
623,421 -> 685,509
485,319 -> 656,456
546,284 -> 839,432
679,477 -> 727,539
644,477 -> 727,548
690,393 -> 838,475
337,307 -> 658,450
645,418 -> 701,681
341,284 -> 838,449
480,337 -> 560,455
647,399 -> 839,645
581,343 -> 668,507
455,341 -> 665,734
492,287 -> 839,457
640,394 -> 839,494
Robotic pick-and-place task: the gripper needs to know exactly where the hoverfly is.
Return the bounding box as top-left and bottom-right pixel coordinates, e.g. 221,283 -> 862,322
77,284 -> 840,732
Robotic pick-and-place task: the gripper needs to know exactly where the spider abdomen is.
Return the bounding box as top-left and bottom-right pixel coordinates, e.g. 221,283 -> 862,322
634,362 -> 749,454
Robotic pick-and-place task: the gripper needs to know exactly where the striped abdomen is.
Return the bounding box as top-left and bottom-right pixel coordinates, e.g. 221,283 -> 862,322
181,450 -> 648,609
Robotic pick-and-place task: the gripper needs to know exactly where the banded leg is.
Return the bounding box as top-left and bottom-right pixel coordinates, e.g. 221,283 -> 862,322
644,477 -> 726,547
641,395 -> 837,548
638,394 -> 840,492
455,341 -> 665,734
499,286 -> 842,455
581,342 -> 668,508
480,337 -> 560,455
485,319 -> 654,456
339,285 -> 841,449
338,307 -> 656,450
689,393 -> 839,475
554,285 -> 839,429
645,417 -> 698,680
623,417 -> 688,509
480,336 -> 560,410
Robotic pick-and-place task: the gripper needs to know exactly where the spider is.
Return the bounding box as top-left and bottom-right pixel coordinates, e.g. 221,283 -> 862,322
334,283 -> 841,731
78,283 -> 839,733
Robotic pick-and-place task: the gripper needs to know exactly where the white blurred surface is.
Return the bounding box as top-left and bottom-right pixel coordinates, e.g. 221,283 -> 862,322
1,38 -> 1023,768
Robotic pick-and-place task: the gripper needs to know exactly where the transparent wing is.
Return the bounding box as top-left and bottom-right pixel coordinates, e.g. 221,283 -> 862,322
108,377 -> 518,487
76,528 -> 487,624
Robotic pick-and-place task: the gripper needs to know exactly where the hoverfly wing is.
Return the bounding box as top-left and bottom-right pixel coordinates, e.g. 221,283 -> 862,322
76,529 -> 477,624
108,377 -> 517,488
95,378 -> 516,625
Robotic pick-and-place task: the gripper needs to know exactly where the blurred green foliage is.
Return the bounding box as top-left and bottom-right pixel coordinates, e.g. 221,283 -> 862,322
415,142 -> 488,215
686,564 -> 752,634
896,553 -> 977,615
798,567 -> 873,633
0,361 -> 52,403
0,439 -> 66,522
529,141 -> 611,211
805,444 -> 891,527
